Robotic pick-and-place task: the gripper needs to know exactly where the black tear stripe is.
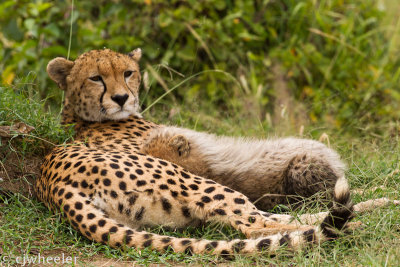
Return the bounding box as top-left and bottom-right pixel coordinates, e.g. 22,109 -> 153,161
124,77 -> 136,96
99,77 -> 107,111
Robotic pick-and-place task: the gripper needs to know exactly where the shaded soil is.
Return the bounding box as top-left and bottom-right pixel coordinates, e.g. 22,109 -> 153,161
0,139 -> 43,199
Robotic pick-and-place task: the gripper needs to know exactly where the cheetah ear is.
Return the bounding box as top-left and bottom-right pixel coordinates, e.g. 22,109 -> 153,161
47,57 -> 74,90
128,48 -> 142,62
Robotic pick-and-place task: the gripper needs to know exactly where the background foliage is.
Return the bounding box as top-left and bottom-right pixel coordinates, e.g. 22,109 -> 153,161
1,0 -> 400,133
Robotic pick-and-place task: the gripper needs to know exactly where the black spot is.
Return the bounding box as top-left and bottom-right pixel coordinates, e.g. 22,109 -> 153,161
72,181 -> 79,188
181,207 -> 191,218
171,191 -> 178,198
74,161 -> 82,168
78,166 -> 86,173
196,202 -> 204,208
204,187 -> 215,193
136,180 -> 146,186
109,226 -> 118,233
64,162 -> 72,170
234,198 -> 245,204
215,209 -> 227,216
143,239 -> 152,248
55,162 -> 62,169
152,174 -> 161,179
213,194 -> 225,200
201,196 -> 212,203
128,195 -> 138,205
161,198 -> 172,213
101,169 -> 107,176
101,233 -> 109,242
110,163 -> 119,169
180,171 -> 190,178
87,213 -> 96,219
304,229 -> 316,243
248,216 -> 256,223
144,163 -> 153,168
65,192 -> 73,199
205,241 -> 218,251
257,238 -> 271,251
181,191 -> 189,197
103,179 -> 111,186
135,207 -> 145,220
118,203 -> 124,213
69,210 -> 75,217
115,171 -> 124,178
98,219 -> 106,227
119,181 -> 127,190
279,234 -> 290,246
129,155 -> 139,161
89,224 -> 97,233
95,158 -> 105,162
63,204 -> 70,212
180,184 -> 188,190
167,179 -> 176,185
184,246 -> 193,255
81,180 -> 89,188
159,160 -> 168,166
70,153 -> 79,158
233,209 -> 242,215
166,170 -> 175,176
189,184 -> 198,190
92,166 -> 99,173
110,191 -> 118,198
130,174 -> 137,180
232,241 -> 246,253
161,237 -> 171,243
224,188 -> 235,193
75,202 -> 83,210
181,239 -> 191,246
76,214 -> 83,222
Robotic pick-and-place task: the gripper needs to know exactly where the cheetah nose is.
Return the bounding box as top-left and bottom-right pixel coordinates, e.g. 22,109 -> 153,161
111,94 -> 129,107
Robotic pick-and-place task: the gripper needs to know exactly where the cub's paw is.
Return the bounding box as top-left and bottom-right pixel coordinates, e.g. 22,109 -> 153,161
168,135 -> 190,157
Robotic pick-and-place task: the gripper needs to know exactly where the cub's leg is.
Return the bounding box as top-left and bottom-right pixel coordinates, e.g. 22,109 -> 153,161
141,126 -> 346,211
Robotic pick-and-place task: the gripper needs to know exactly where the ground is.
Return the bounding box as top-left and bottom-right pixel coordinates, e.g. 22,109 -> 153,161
0,107 -> 399,265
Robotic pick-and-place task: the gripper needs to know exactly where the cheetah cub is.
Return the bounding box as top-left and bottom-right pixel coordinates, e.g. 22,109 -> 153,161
36,48 -> 377,257
141,128 -> 345,210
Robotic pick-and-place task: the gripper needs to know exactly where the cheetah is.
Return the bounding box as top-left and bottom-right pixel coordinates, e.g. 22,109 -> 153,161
36,48 -> 377,256
141,129 -> 345,210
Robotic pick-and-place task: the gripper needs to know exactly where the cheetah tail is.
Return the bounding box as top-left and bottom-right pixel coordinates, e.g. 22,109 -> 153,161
61,192 -> 328,256
320,176 -> 354,238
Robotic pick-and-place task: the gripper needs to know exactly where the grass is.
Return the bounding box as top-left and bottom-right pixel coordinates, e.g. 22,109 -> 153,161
0,84 -> 399,266
1,1 -> 400,263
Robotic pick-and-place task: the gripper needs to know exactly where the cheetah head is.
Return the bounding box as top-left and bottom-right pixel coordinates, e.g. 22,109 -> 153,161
47,49 -> 142,122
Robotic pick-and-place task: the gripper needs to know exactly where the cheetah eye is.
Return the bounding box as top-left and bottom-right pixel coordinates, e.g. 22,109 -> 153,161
124,71 -> 134,78
89,75 -> 102,82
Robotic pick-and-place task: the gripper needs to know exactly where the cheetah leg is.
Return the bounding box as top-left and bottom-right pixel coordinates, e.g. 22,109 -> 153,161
183,181 -> 318,239
141,130 -> 190,158
266,198 -> 399,225
56,187 -> 322,255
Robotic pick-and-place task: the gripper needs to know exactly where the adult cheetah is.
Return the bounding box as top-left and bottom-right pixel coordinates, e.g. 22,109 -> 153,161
36,48 -> 361,256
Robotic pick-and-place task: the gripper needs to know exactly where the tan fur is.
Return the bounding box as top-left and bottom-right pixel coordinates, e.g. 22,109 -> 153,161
141,126 -> 345,210
36,49 -> 357,257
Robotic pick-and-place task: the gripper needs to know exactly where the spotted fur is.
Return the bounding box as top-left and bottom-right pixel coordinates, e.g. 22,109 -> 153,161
36,49 -> 355,256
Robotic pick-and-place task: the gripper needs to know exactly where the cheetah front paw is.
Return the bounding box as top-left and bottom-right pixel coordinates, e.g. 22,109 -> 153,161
168,135 -> 190,157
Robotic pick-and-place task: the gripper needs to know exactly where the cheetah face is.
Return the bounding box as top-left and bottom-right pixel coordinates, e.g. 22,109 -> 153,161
47,49 -> 142,121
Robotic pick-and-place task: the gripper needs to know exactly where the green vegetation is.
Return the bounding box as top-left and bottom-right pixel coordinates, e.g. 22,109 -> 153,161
1,0 -> 400,266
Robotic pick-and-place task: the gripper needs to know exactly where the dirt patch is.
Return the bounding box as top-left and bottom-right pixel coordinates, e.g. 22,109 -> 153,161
0,139 -> 43,199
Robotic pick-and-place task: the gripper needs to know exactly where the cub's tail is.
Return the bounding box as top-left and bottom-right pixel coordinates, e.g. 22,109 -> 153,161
320,176 -> 354,238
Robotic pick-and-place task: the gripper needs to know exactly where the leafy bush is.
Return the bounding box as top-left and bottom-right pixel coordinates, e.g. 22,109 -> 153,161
1,0 -> 399,131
